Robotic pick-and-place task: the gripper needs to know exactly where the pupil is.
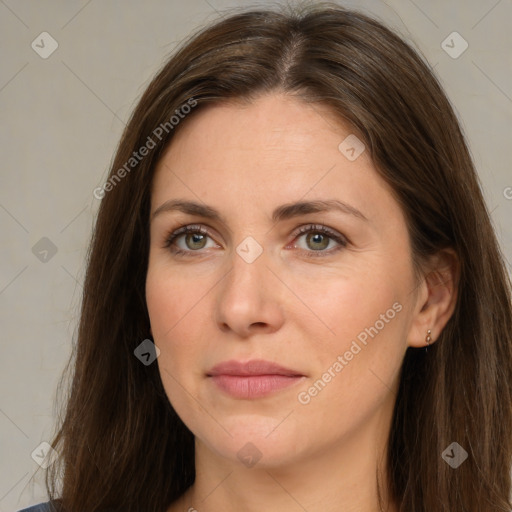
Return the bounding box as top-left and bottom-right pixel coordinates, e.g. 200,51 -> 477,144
188,233 -> 205,249
308,233 -> 328,250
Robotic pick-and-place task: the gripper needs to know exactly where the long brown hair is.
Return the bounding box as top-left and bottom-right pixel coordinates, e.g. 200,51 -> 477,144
44,3 -> 512,511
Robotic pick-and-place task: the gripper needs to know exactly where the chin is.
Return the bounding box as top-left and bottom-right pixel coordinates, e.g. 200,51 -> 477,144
194,416 -> 308,469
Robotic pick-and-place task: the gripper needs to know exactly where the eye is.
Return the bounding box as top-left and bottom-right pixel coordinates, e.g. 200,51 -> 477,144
163,224 -> 219,256
162,223 -> 348,258
290,224 -> 347,257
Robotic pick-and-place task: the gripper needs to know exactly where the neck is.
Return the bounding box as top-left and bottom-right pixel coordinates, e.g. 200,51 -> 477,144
171,401 -> 398,512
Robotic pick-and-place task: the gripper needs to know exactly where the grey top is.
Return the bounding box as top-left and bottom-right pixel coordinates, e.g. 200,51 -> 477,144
18,502 -> 54,512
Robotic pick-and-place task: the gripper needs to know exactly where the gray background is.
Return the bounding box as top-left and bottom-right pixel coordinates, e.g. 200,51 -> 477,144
1,0 -> 511,510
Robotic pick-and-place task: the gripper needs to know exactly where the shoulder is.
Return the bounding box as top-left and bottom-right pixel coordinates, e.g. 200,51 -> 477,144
17,502 -> 55,512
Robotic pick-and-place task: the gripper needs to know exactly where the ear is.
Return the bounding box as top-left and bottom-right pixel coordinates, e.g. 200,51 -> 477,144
407,248 -> 459,348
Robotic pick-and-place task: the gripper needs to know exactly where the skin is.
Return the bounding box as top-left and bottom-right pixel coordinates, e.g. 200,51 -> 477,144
145,92 -> 458,512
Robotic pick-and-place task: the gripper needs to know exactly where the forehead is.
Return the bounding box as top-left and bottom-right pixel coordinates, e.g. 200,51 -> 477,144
150,93 -> 400,227
155,93 -> 352,163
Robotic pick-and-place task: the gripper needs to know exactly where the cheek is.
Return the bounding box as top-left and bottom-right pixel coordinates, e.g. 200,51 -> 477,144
292,269 -> 406,412
289,264 -> 401,350
146,269 -> 210,426
145,268 -> 206,377
146,263 -> 202,340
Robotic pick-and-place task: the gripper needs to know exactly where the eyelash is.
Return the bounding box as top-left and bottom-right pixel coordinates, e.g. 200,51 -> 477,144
162,223 -> 348,258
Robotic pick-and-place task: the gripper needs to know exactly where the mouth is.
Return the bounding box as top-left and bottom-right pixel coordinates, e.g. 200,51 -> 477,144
206,359 -> 306,399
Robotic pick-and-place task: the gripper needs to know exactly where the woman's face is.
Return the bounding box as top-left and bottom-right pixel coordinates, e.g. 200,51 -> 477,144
146,93 -> 422,469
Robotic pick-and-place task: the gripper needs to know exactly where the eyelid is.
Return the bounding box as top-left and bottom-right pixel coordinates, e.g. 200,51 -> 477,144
162,224 -> 219,249
290,223 -> 347,243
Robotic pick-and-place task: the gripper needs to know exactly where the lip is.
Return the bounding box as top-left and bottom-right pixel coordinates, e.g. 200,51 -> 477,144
207,359 -> 304,377
206,359 -> 306,399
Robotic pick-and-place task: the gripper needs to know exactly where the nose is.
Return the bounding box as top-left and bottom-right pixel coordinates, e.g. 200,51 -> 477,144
214,247 -> 285,338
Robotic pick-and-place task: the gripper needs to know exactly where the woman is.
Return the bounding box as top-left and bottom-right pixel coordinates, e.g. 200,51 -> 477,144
20,3 -> 512,511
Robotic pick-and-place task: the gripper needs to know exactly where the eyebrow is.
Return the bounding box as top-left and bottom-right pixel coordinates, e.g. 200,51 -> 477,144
151,198 -> 368,224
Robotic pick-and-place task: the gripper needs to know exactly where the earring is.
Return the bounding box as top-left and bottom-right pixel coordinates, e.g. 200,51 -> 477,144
426,329 -> 432,345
